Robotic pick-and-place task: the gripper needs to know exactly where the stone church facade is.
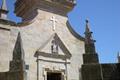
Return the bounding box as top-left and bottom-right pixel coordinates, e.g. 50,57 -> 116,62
0,0 -> 120,80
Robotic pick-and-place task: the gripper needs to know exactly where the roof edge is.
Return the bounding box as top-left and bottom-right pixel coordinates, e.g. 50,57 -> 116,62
0,19 -> 16,26
66,21 -> 85,41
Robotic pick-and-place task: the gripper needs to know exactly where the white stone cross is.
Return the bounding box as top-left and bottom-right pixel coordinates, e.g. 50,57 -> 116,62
50,16 -> 57,31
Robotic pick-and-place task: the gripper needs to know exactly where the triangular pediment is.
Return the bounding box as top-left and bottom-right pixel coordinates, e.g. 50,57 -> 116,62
35,33 -> 71,59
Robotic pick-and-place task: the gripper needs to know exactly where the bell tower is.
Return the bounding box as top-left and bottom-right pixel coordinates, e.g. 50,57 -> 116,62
14,0 -> 76,21
83,19 -> 99,64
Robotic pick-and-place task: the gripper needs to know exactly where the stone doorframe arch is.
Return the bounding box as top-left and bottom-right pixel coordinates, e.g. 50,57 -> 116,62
43,68 -> 66,80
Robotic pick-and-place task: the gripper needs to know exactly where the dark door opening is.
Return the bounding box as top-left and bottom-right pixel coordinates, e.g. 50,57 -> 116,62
47,72 -> 62,80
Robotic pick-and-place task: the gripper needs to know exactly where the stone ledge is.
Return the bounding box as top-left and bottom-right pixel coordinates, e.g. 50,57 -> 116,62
0,19 -> 16,26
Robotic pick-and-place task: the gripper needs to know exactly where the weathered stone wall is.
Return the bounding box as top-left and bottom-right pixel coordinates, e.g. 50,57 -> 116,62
0,8 -> 84,80
0,1 -> 85,80
16,9 -> 84,80
0,72 -> 7,80
83,54 -> 99,64
81,63 -> 120,80
101,63 -> 120,80
0,71 -> 26,80
81,64 -> 102,80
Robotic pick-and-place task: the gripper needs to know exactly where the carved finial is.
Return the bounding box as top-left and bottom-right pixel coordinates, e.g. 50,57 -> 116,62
118,52 -> 120,63
84,19 -> 94,41
86,19 -> 89,23
85,19 -> 91,33
10,32 -> 26,73
13,32 -> 25,61
84,19 -> 96,54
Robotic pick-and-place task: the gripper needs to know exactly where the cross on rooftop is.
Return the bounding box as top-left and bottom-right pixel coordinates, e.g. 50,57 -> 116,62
50,16 -> 57,31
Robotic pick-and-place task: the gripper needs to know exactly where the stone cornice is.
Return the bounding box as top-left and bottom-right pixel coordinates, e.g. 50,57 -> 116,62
0,26 -> 10,31
0,18 -> 34,26
36,0 -> 74,16
14,0 -> 75,18
0,19 -> 16,26
0,19 -> 15,31
66,21 -> 85,41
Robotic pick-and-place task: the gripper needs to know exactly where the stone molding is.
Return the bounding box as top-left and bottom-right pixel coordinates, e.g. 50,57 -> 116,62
14,0 -> 75,18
